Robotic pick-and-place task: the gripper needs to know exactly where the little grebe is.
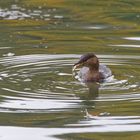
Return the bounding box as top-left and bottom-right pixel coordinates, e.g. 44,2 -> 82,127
73,53 -> 112,82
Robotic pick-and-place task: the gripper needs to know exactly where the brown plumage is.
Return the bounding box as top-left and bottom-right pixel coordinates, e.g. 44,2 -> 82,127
73,53 -> 111,82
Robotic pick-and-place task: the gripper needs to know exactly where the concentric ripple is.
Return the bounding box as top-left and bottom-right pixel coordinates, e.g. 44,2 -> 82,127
0,54 -> 140,137
0,54 -> 139,109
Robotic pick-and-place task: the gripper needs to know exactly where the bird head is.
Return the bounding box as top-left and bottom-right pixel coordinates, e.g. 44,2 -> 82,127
73,53 -> 99,71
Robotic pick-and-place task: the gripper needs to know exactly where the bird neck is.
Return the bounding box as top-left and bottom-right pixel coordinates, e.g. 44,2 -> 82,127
89,65 -> 99,72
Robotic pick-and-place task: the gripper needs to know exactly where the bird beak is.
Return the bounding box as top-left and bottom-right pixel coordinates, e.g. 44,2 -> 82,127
72,63 -> 83,71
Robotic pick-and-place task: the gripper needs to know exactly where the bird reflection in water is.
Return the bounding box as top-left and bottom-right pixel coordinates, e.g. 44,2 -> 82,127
72,53 -> 112,116
86,82 -> 100,100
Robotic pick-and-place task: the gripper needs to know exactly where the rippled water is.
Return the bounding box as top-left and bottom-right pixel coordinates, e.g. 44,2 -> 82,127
0,0 -> 140,140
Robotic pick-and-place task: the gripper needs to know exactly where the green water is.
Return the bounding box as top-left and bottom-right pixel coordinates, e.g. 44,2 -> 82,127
0,0 -> 140,140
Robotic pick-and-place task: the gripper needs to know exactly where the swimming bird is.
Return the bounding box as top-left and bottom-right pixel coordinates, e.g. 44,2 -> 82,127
73,53 -> 112,82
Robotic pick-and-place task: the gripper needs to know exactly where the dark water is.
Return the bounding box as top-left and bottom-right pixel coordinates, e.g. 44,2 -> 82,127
0,0 -> 140,140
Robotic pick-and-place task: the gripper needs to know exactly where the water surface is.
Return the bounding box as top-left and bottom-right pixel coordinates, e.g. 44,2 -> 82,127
0,0 -> 140,140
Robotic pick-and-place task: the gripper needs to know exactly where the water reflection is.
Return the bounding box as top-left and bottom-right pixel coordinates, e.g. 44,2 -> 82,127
0,0 -> 140,139
0,50 -> 139,139
0,4 -> 64,21
0,121 -> 140,140
0,54 -> 139,111
86,82 -> 99,100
